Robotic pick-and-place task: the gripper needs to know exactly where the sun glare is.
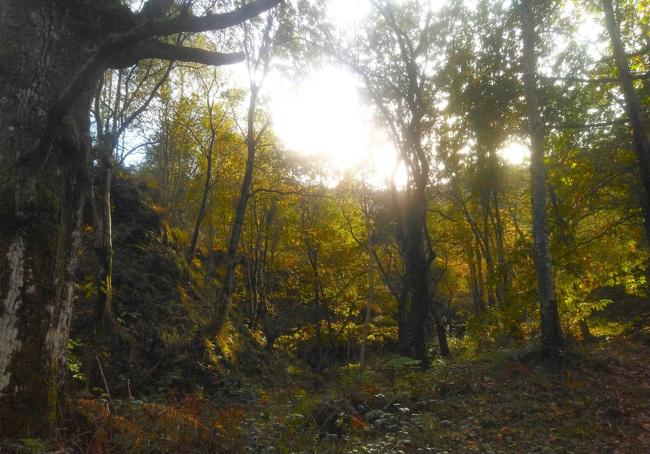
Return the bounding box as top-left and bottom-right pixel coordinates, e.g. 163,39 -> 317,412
268,66 -> 403,187
269,67 -> 368,169
254,0 -> 599,187
499,141 -> 530,166
327,0 -> 370,26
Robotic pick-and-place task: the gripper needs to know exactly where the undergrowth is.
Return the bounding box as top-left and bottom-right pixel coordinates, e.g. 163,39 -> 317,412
37,333 -> 650,453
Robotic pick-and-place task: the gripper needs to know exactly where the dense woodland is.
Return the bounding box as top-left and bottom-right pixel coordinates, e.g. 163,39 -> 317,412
1,0 -> 650,451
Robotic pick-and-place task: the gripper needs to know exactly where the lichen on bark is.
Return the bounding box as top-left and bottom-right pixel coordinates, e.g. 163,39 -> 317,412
0,237 -> 26,393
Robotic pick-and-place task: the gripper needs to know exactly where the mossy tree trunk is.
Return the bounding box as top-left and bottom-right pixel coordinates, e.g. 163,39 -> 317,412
0,0 -> 281,437
0,1 -> 95,436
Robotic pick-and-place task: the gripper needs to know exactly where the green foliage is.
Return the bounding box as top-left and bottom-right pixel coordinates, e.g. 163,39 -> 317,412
66,338 -> 88,384
383,356 -> 421,371
17,439 -> 48,454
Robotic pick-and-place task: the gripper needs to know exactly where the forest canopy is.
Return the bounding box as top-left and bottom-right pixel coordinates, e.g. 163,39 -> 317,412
1,0 -> 650,451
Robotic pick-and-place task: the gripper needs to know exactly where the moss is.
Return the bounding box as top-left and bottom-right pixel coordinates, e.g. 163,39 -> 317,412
0,174 -> 17,237
47,363 -> 59,431
0,254 -> 8,303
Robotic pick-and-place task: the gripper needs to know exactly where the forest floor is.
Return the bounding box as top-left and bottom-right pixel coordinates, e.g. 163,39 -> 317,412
58,324 -> 650,453
16,312 -> 650,453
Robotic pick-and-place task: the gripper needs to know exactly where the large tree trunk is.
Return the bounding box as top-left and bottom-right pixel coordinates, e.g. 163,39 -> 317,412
0,1 -> 97,436
396,280 -> 410,354
0,0 -> 280,437
520,0 -> 563,356
601,0 -> 650,244
403,191 -> 433,366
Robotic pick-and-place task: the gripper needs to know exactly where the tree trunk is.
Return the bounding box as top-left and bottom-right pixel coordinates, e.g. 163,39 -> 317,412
602,0 -> 650,244
403,191 -> 433,366
0,1 -> 96,436
95,157 -> 114,332
474,238 -> 487,312
579,319 -> 594,342
397,281 -> 411,354
431,304 -> 450,357
468,244 -> 488,351
478,172 -> 497,307
468,247 -> 484,314
520,0 -> 564,356
492,191 -> 509,305
211,87 -> 259,334
307,245 -> 324,371
359,209 -> 374,369
187,145 -> 213,262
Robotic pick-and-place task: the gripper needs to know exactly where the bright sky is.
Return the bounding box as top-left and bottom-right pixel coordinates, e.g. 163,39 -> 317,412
262,0 -> 529,187
266,0 -> 403,187
231,0 -> 607,186
266,67 -> 405,186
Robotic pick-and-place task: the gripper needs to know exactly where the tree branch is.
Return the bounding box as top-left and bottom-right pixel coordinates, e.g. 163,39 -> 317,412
596,43 -> 650,63
108,40 -> 244,68
35,0 -> 282,164
549,118 -> 629,130
139,0 -> 175,20
144,0 -> 283,36
541,72 -> 650,84
249,188 -> 324,199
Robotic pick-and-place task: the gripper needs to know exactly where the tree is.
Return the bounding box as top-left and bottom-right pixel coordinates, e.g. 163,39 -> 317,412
329,0 -> 453,364
91,60 -> 173,331
210,7 -> 279,338
182,70 -> 233,263
601,0 -> 650,243
0,0 -> 281,437
520,0 -> 564,355
443,0 -> 520,310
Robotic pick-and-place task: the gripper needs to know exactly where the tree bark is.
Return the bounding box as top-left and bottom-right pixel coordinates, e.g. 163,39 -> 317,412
0,1 -> 96,436
403,190 -> 434,366
96,163 -> 114,331
520,0 -> 563,356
